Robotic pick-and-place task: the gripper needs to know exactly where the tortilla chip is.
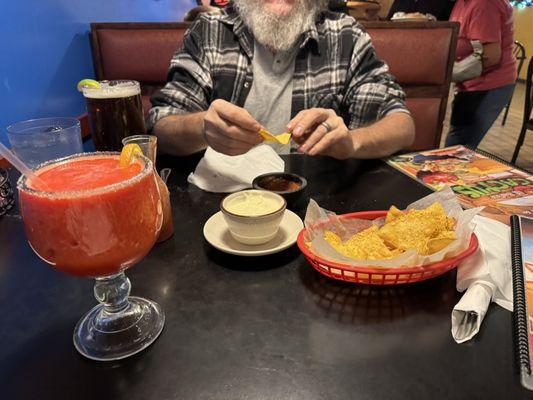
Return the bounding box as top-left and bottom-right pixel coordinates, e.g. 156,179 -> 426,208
378,202 -> 456,255
321,202 -> 457,261
385,205 -> 404,224
424,230 -> 457,254
324,226 -> 399,260
323,231 -> 343,248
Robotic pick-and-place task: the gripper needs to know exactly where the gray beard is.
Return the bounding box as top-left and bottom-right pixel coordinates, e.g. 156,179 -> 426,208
233,0 -> 328,53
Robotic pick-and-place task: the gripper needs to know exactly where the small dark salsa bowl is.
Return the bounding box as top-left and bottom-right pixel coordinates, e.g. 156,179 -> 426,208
252,172 -> 308,211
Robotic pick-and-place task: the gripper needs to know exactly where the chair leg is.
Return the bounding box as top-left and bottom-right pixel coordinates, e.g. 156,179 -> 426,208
501,103 -> 510,126
512,125 -> 528,164
501,86 -> 516,126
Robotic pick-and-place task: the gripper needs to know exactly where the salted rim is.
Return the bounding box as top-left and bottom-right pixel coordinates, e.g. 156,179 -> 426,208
122,134 -> 157,146
82,80 -> 140,99
17,152 -> 152,199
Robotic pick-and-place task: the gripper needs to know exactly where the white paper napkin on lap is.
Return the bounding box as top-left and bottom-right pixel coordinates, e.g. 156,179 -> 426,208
187,145 -> 285,193
451,215 -> 513,343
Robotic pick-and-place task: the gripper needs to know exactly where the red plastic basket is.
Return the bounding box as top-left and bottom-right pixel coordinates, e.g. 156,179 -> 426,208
297,210 -> 479,285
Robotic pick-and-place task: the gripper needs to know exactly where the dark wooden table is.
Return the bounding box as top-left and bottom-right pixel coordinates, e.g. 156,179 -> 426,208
0,154 -> 528,399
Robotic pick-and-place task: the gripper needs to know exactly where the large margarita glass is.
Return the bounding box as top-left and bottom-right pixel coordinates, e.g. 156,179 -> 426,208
17,152 -> 164,361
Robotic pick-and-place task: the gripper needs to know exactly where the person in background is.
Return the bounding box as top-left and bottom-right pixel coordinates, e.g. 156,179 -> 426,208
148,0 -> 415,160
445,0 -> 517,148
387,0 -> 455,20
186,0 -> 228,19
184,4 -> 219,22
328,0 -> 348,13
200,0 -> 230,7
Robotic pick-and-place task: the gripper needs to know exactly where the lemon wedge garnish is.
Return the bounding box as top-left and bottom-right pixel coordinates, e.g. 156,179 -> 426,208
120,143 -> 144,167
258,128 -> 292,145
77,79 -> 101,91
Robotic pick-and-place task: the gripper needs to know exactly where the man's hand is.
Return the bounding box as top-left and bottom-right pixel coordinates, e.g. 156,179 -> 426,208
204,99 -> 263,156
288,108 -> 415,159
287,108 -> 356,159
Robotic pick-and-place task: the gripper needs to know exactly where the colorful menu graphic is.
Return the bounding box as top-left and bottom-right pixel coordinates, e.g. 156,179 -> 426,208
387,146 -> 533,224
519,218 -> 533,365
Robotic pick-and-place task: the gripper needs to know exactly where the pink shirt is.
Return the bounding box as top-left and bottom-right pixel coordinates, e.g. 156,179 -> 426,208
450,0 -> 517,91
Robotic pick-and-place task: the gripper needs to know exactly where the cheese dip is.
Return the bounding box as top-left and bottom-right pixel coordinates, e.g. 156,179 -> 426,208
224,191 -> 283,217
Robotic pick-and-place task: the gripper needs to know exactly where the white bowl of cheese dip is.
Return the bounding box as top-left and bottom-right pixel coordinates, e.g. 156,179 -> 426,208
220,189 -> 286,245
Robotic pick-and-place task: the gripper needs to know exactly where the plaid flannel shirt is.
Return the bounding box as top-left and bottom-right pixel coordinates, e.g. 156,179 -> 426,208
147,5 -> 408,131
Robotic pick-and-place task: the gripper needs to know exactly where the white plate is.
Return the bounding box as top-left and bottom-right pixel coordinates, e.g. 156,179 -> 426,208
203,210 -> 304,257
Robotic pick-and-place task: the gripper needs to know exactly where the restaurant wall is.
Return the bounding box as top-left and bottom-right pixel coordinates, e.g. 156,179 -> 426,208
514,7 -> 533,81
0,0 -> 195,145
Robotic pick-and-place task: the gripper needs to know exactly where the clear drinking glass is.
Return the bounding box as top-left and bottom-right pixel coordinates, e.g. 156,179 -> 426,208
122,135 -> 174,242
17,152 -> 164,361
82,80 -> 146,151
6,117 -> 83,169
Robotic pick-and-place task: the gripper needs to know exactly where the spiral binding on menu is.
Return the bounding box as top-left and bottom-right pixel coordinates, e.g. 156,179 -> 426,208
511,215 -> 531,376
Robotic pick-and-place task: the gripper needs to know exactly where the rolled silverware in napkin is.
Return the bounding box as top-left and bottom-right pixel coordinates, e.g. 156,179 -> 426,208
452,282 -> 493,343
451,215 -> 513,343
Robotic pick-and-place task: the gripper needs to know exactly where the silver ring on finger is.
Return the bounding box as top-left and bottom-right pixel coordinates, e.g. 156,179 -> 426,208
320,121 -> 332,133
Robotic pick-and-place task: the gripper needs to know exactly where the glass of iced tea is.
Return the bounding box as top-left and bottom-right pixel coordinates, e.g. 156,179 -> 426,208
17,152 -> 164,361
82,80 -> 146,151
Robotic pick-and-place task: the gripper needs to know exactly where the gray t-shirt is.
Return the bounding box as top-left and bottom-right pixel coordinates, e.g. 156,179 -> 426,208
244,40 -> 298,154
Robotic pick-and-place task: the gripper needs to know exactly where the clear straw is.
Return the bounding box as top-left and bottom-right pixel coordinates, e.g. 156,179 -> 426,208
0,141 -> 49,188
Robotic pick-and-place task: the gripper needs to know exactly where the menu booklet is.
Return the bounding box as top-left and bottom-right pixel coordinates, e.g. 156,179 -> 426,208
511,216 -> 533,391
387,146 -> 533,224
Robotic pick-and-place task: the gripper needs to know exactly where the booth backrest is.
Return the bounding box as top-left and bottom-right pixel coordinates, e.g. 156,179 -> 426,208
91,22 -> 190,115
90,20 -> 458,151
364,21 -> 458,150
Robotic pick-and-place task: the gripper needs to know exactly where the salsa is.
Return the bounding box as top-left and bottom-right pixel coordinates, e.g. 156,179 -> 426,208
259,176 -> 301,192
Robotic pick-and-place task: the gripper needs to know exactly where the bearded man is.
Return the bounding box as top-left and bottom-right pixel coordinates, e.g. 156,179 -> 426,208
148,0 -> 415,159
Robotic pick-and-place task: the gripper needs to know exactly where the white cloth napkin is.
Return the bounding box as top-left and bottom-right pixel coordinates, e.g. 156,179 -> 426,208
451,215 -> 513,343
187,145 -> 285,193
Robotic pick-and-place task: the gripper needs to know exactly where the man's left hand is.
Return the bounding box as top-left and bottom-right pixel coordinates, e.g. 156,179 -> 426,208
287,108 -> 356,159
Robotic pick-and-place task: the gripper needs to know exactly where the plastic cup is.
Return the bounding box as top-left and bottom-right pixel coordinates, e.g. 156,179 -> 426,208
6,117 -> 83,169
